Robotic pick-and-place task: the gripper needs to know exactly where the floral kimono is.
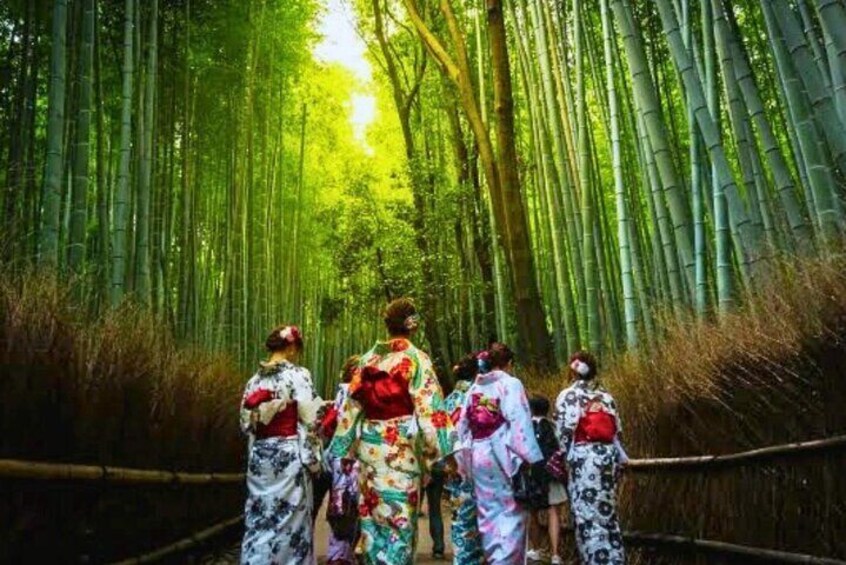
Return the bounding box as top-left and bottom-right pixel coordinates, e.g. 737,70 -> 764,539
325,383 -> 360,565
456,370 -> 543,564
555,379 -> 626,565
329,338 -> 452,565
442,380 -> 484,565
239,361 -> 323,565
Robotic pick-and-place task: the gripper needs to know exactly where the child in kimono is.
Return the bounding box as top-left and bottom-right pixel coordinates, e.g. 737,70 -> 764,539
526,395 -> 566,565
441,353 -> 484,565
240,325 -> 323,565
555,351 -> 628,565
321,356 -> 362,565
456,343 -> 543,564
329,298 -> 452,565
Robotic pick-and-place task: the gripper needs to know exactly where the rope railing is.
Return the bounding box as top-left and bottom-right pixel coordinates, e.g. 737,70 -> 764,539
0,458 -> 244,484
626,434 -> 846,470
108,515 -> 244,565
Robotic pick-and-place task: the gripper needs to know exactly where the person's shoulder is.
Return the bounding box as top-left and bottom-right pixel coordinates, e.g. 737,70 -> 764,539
502,373 -> 528,394
244,372 -> 261,388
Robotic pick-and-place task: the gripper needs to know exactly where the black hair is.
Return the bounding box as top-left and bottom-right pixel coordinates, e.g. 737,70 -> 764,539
529,395 -> 550,417
452,353 -> 479,383
487,342 -> 514,369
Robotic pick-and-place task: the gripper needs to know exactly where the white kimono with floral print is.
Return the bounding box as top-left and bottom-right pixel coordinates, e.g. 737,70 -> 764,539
555,379 -> 626,565
239,361 -> 322,565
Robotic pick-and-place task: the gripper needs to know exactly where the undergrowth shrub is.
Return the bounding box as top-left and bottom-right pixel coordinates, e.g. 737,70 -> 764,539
525,255 -> 846,562
0,272 -> 246,562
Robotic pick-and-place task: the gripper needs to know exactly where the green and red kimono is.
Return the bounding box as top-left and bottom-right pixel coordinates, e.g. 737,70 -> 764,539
329,338 -> 451,565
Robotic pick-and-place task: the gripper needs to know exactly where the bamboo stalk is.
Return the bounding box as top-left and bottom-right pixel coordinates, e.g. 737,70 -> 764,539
627,434 -> 846,470
0,459 -> 244,483
109,515 -> 243,564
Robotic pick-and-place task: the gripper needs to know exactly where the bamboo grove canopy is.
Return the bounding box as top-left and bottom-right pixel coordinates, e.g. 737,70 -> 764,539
1,0 -> 846,376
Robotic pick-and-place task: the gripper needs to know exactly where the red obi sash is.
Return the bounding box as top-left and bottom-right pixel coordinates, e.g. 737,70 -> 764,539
467,393 -> 505,440
255,401 -> 299,439
574,409 -> 617,444
351,364 -> 414,421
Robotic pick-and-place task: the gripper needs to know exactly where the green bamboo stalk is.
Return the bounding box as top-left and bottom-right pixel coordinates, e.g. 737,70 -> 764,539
601,0 -> 636,347
610,0 -> 695,299
68,0 -> 94,278
770,1 -> 846,174
816,0 -> 846,123
39,0 -> 69,268
762,1 -> 843,245
654,0 -> 760,288
111,0 -> 135,305
714,0 -> 813,253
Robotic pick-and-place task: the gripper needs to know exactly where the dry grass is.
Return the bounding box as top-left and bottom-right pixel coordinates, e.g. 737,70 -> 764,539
525,255 -> 846,562
0,271 -> 246,562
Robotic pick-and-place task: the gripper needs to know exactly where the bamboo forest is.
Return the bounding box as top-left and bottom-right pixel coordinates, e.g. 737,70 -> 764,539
2,0 -> 846,563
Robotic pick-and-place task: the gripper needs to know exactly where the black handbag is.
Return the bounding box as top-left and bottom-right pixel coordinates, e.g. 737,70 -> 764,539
327,488 -> 359,542
512,462 -> 549,508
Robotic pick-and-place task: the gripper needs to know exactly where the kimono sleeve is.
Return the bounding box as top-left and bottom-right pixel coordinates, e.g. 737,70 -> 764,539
452,389 -> 474,478
608,393 -> 630,464
554,386 -> 581,454
503,378 -> 543,464
329,390 -> 364,460
290,367 -> 323,426
410,351 -> 453,471
239,375 -> 259,435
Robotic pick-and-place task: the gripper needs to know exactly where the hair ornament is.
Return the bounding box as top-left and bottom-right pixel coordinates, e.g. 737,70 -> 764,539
571,359 -> 591,376
403,314 -> 420,331
279,325 -> 301,343
476,350 -> 490,373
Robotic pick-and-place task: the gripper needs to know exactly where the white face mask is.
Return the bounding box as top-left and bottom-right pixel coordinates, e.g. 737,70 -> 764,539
570,359 -> 591,376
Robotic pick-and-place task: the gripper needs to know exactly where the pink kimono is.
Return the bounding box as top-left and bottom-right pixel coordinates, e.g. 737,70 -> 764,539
456,370 -> 543,564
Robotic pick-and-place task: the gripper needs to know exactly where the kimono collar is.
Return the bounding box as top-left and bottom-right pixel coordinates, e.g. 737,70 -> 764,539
454,380 -> 472,393
574,378 -> 604,393
372,337 -> 414,355
475,369 -> 509,385
258,359 -> 293,375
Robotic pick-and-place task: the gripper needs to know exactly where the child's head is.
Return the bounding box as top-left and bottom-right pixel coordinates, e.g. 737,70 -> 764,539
529,395 -> 550,417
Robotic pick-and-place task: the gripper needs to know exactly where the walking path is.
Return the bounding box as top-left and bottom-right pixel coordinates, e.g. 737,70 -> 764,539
201,502 -> 453,564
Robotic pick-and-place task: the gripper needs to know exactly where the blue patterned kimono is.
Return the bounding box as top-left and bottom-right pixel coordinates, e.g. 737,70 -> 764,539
456,370 -> 543,564
442,381 -> 483,565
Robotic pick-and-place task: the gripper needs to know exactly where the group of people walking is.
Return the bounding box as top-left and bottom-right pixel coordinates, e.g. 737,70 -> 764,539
239,298 -> 628,565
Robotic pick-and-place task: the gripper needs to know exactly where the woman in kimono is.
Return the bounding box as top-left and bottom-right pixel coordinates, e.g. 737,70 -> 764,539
239,325 -> 323,565
456,342 -> 543,564
329,298 -> 452,565
323,356 -> 361,565
555,351 -> 628,565
442,353 -> 484,565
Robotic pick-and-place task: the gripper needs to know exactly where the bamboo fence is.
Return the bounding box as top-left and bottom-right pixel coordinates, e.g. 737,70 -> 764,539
108,515 -> 244,564
621,531 -> 846,564
0,458 -> 244,483
3,434 -> 845,562
627,434 -> 846,470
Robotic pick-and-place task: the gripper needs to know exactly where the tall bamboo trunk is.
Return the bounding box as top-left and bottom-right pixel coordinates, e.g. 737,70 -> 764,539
39,0 -> 69,268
